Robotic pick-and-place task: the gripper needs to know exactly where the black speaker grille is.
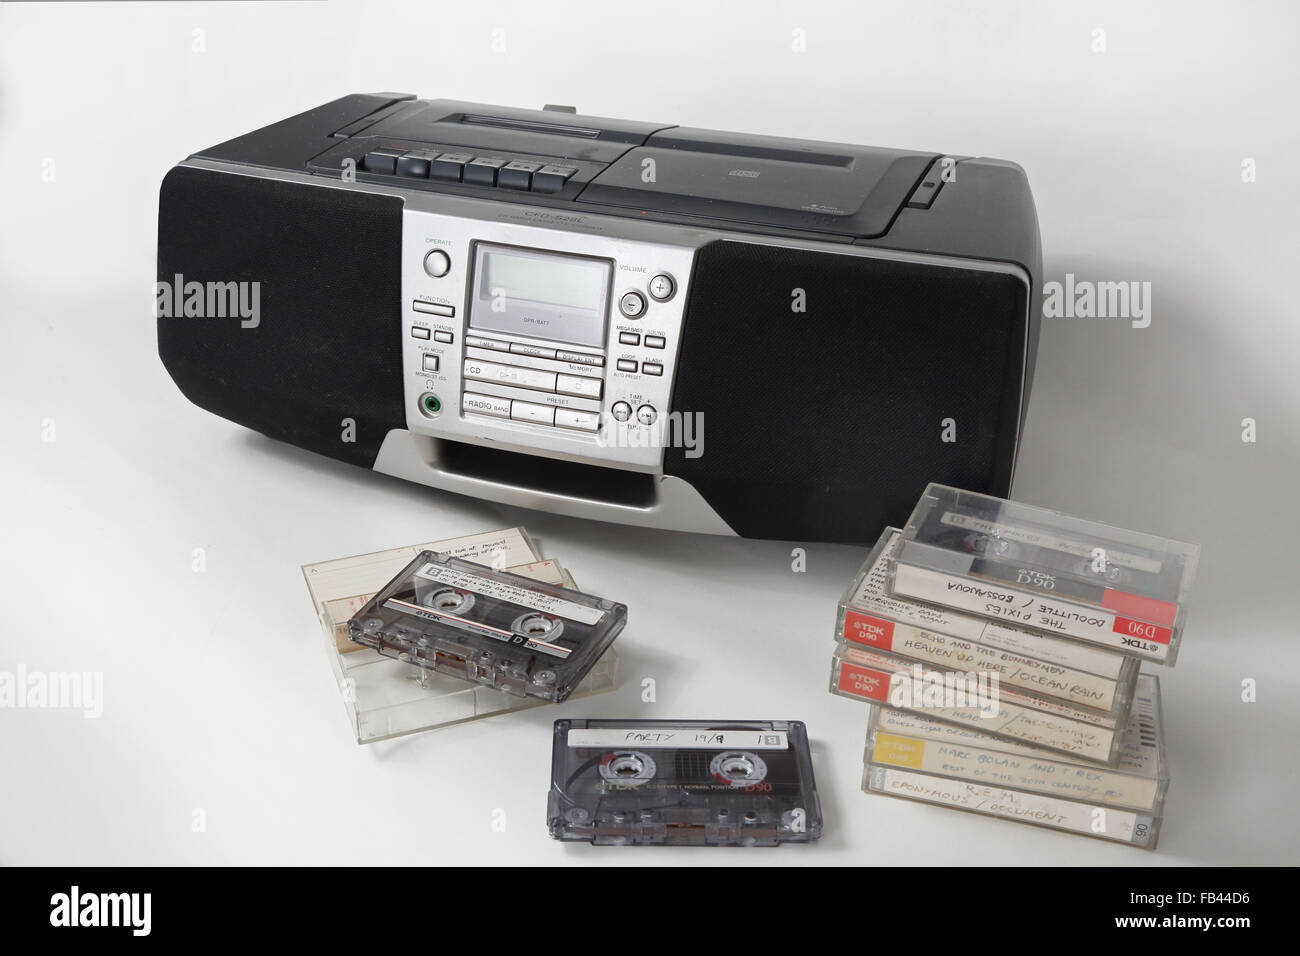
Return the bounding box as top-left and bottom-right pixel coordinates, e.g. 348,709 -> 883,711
157,166 -> 405,467
664,240 -> 1026,543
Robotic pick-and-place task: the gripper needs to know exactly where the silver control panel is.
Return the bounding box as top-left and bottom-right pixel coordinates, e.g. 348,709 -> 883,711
400,203 -> 697,471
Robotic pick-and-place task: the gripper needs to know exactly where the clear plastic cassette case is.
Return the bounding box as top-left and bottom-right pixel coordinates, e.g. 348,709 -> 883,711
348,552 -> 627,703
840,528 -> 1138,720
548,719 -> 822,846
890,485 -> 1199,664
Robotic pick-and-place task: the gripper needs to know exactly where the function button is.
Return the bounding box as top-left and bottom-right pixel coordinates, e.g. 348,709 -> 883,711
466,334 -> 511,352
618,291 -> 646,319
615,359 -> 638,373
421,354 -> 440,373
611,401 -> 633,422
434,330 -> 454,344
423,249 -> 452,278
532,165 -> 579,193
499,161 -> 543,190
464,157 -> 508,186
509,342 -> 557,360
636,404 -> 658,426
555,408 -> 600,432
555,373 -> 602,399
644,335 -> 666,349
642,362 -> 663,376
413,300 -> 455,317
463,358 -> 557,392
431,152 -> 475,182
362,148 -> 406,173
462,393 -> 511,419
648,274 -> 675,301
510,400 -> 555,425
396,149 -> 437,178
555,349 -> 603,366
618,331 -> 641,346
410,326 -> 431,340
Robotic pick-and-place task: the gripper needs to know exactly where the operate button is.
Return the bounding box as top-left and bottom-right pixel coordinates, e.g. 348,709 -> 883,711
648,274 -> 675,301
644,335 -> 665,349
641,362 -> 663,376
510,400 -> 555,425
611,401 -> 632,422
396,149 -> 437,178
618,290 -> 646,319
555,349 -> 603,366
462,392 -> 511,419
555,373 -> 602,399
510,342 -> 557,360
532,165 -> 578,192
423,249 -> 451,278
463,358 -> 557,392
618,332 -> 641,346
616,359 -> 638,373
466,334 -> 511,352
464,157 -> 507,185
498,161 -> 543,190
431,152 -> 474,181
555,408 -> 600,432
636,404 -> 658,425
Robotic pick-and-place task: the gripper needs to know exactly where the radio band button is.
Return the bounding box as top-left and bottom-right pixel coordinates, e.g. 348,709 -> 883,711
462,393 -> 512,419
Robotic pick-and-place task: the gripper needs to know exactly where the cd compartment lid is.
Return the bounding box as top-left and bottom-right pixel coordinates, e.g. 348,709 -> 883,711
577,127 -> 937,238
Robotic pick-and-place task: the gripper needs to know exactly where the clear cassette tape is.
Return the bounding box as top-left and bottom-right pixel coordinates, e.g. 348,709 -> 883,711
348,552 -> 627,703
548,719 -> 823,846
867,673 -> 1169,816
840,528 -> 1138,719
890,484 -> 1200,664
302,528 -> 617,743
831,642 -> 1124,764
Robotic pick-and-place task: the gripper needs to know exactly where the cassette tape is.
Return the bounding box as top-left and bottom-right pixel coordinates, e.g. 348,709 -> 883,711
867,673 -> 1168,815
841,528 -> 1138,718
831,643 -> 1123,764
347,552 -> 627,703
548,719 -> 822,846
890,484 -> 1200,664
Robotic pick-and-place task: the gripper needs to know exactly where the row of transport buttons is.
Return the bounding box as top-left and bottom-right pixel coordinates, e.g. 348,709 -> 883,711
464,334 -> 603,366
615,359 -> 662,376
463,359 -> 603,398
462,393 -> 599,431
617,332 -> 666,348
365,148 -> 577,192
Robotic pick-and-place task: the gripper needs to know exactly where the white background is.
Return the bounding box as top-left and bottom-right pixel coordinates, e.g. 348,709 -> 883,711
1,0 -> 1297,865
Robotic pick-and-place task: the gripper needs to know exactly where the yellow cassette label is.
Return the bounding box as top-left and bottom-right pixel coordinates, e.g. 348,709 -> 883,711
872,732 -> 926,770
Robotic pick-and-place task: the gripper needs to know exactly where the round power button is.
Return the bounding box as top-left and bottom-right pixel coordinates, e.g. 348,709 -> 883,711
423,249 -> 451,278
611,401 -> 633,422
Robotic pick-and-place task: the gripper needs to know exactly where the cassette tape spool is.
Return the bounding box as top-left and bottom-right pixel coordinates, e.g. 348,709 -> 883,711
891,484 -> 1200,664
548,719 -> 823,846
347,552 -> 627,703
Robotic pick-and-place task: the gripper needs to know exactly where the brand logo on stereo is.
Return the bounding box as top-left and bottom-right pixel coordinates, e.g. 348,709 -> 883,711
155,273 -> 261,328
50,886 -> 151,936
1042,273 -> 1152,329
888,665 -> 1001,718
597,410 -> 704,458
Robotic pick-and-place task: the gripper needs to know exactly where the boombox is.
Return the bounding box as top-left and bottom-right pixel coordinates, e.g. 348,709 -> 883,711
157,94 -> 1040,544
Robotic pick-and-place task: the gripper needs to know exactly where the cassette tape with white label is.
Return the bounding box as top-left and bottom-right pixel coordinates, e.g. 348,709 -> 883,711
347,552 -> 627,703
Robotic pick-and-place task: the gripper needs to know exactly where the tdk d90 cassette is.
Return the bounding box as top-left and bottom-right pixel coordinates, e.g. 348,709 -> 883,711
548,719 -> 822,846
890,484 -> 1199,664
347,552 -> 627,703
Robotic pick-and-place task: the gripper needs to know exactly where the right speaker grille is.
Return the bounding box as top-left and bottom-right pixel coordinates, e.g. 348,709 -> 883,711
663,240 -> 1028,543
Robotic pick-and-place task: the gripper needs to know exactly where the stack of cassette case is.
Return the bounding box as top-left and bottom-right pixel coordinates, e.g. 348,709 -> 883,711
830,484 -> 1197,849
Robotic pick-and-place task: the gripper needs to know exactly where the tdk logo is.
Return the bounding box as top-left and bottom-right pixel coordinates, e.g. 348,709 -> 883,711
49,886 -> 151,937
